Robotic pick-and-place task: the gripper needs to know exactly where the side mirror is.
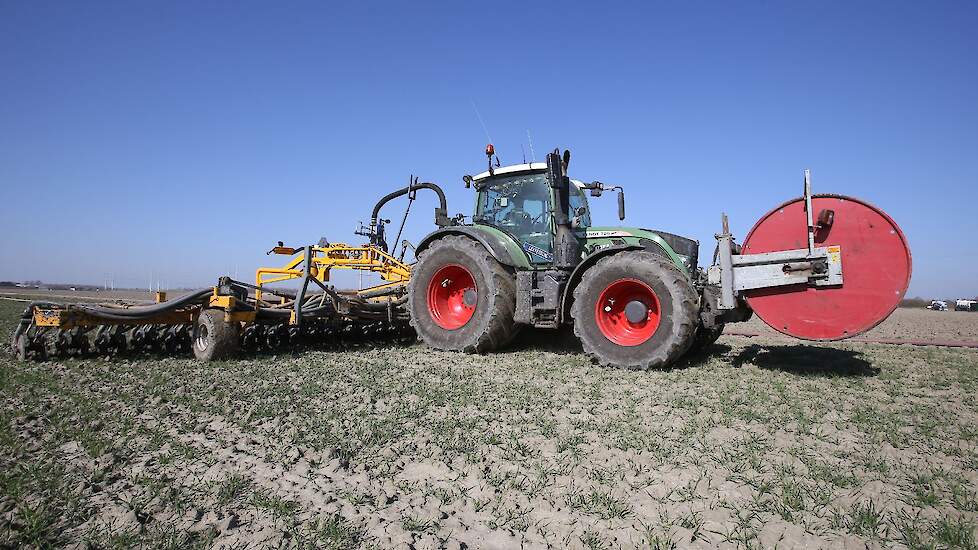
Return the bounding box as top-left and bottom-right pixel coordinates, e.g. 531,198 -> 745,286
617,190 -> 625,220
462,175 -> 473,189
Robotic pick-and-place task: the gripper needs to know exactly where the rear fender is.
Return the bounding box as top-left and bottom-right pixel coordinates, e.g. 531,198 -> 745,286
415,227 -> 532,269
560,241 -> 687,323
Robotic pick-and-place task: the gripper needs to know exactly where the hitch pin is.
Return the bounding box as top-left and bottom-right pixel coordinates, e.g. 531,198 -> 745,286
782,262 -> 811,273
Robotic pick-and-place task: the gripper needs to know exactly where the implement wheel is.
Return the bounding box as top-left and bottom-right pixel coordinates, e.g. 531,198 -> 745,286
13,333 -> 27,361
408,235 -> 518,353
192,309 -> 240,361
572,252 -> 697,369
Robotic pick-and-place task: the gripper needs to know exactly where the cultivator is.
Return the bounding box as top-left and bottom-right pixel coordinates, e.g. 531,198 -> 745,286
11,179 -> 449,361
12,243 -> 414,361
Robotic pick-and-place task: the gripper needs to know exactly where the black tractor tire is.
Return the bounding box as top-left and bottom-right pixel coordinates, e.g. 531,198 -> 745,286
687,324 -> 724,354
571,251 -> 698,369
192,308 -> 240,361
408,235 -> 518,353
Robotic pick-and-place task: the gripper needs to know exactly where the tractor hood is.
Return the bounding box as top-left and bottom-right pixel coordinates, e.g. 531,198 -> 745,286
580,226 -> 700,274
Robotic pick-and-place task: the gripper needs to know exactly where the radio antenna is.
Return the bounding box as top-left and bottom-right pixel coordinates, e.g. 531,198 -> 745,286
470,99 -> 493,145
526,129 -> 536,162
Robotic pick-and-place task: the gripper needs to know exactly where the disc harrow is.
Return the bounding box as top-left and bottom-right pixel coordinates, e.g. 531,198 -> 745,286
12,281 -> 415,362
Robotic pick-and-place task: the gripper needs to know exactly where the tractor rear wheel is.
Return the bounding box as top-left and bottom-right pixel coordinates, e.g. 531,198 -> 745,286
572,251 -> 697,369
408,235 -> 518,353
192,308 -> 240,361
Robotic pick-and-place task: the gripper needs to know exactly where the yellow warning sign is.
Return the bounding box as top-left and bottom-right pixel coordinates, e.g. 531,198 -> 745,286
828,245 -> 841,263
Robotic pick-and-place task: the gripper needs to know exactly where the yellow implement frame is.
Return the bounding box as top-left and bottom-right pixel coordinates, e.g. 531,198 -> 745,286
255,242 -> 411,306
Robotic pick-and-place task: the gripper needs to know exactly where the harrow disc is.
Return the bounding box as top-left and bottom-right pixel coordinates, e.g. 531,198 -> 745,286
13,334 -> 27,361
742,194 -> 911,341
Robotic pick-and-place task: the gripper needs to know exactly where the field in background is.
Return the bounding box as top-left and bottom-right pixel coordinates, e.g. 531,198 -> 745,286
1,300 -> 976,549
0,288 -> 179,303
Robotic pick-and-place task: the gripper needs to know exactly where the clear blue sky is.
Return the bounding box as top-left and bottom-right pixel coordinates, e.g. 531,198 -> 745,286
1,1 -> 975,297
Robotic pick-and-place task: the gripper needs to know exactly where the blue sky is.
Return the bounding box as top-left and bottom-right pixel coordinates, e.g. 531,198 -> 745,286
1,1 -> 975,297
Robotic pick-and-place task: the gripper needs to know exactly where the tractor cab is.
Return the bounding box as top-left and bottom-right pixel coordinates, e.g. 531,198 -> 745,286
470,163 -> 592,263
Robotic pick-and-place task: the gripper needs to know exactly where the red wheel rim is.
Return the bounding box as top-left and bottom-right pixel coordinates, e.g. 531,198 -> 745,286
594,278 -> 661,346
426,264 -> 477,330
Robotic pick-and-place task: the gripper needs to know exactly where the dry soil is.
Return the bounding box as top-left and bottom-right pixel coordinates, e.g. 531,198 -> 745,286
1,302 -> 976,549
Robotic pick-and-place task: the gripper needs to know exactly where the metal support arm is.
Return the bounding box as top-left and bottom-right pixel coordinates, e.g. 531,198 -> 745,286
709,170 -> 844,310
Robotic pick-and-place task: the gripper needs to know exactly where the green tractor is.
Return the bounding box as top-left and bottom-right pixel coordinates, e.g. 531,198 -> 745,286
406,147 -> 751,368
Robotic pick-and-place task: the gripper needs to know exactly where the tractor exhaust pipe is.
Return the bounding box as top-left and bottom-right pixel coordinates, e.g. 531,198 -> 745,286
547,149 -> 580,270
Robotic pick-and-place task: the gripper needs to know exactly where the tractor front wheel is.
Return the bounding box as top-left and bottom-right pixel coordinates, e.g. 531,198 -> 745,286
192,308 -> 240,361
572,252 -> 697,369
408,235 -> 518,353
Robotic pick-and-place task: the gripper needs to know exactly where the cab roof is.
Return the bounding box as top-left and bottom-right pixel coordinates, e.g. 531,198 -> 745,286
471,163 -> 586,188
471,163 -> 547,181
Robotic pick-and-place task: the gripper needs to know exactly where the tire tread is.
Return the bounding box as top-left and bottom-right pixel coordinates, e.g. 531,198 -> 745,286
408,235 -> 518,353
571,252 -> 697,370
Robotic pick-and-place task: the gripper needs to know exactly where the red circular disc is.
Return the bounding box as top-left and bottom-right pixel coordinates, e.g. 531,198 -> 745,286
742,194 -> 911,341
594,278 -> 662,346
427,264 -> 477,330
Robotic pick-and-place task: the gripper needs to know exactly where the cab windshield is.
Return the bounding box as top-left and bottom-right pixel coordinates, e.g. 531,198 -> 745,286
475,172 -> 553,261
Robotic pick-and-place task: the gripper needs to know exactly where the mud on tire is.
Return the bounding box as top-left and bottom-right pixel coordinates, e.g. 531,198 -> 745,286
192,308 -> 240,361
408,235 -> 518,353
571,251 -> 697,369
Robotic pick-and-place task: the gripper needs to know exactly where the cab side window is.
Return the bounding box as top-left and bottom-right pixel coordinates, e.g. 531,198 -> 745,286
569,185 -> 591,229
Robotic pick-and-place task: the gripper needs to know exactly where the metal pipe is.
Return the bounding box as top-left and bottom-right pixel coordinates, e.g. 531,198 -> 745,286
804,169 -> 815,255
294,247 -> 312,329
370,181 -> 449,230
718,213 -> 736,310
548,150 -> 580,269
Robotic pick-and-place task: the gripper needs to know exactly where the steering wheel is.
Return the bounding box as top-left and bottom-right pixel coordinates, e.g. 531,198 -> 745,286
502,209 -> 532,227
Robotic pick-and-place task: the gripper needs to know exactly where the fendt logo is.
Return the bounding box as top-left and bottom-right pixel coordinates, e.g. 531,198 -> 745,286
585,230 -> 632,238
522,242 -> 553,261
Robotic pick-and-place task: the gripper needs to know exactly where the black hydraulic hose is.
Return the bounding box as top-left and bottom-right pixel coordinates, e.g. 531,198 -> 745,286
75,288 -> 212,318
14,290 -> 209,331
371,182 -> 448,227
347,296 -> 408,311
64,309 -> 168,322
357,285 -> 407,299
254,303 -> 336,319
